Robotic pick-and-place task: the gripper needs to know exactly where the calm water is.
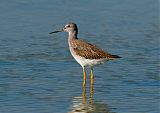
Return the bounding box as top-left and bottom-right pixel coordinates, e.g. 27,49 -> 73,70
0,0 -> 159,113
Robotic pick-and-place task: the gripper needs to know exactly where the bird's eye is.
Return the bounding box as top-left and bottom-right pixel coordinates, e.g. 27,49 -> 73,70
67,25 -> 70,27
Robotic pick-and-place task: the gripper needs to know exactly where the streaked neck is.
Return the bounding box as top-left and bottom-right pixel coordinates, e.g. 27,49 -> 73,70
68,30 -> 78,40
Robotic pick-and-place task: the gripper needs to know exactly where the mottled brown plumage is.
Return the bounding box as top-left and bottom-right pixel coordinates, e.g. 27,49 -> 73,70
70,38 -> 120,60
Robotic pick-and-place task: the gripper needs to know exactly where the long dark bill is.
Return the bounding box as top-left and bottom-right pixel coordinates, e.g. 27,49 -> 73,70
49,29 -> 63,34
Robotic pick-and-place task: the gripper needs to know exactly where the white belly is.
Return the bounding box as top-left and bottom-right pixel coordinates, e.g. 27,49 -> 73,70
69,47 -> 105,67
74,54 -> 105,67
68,39 -> 107,67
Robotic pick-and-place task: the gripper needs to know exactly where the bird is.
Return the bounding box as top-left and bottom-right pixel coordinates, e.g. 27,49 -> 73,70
49,22 -> 121,85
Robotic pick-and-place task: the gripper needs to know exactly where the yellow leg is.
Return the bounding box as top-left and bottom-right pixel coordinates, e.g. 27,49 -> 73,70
82,67 -> 86,86
82,80 -> 87,102
90,77 -> 94,104
90,67 -> 94,85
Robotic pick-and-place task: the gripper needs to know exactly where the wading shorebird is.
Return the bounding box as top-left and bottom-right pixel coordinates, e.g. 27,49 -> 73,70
50,22 -> 121,85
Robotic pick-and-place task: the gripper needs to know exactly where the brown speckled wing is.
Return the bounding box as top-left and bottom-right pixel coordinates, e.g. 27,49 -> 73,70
71,39 -> 119,59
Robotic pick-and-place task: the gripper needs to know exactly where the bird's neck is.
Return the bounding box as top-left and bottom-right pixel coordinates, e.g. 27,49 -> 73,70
68,30 -> 78,48
68,30 -> 78,40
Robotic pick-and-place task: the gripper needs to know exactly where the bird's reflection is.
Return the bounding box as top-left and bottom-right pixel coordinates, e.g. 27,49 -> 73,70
68,80 -> 114,113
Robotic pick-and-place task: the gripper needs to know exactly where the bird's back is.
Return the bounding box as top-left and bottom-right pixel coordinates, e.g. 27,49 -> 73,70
69,38 -> 121,60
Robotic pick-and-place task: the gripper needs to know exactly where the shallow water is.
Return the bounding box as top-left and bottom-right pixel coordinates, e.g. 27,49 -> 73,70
0,0 -> 159,113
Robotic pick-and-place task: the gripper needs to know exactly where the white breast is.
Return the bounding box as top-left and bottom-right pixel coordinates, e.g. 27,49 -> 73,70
69,46 -> 105,67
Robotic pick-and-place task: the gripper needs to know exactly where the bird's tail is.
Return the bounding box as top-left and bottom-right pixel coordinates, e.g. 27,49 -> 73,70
107,54 -> 121,60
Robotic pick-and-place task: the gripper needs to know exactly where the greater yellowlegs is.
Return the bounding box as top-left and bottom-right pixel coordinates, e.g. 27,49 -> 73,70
50,22 -> 121,85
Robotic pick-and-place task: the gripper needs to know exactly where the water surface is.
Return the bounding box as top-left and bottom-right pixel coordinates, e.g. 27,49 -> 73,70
0,0 -> 159,113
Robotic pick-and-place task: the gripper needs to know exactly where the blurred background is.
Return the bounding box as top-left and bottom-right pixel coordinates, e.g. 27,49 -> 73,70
0,0 -> 159,113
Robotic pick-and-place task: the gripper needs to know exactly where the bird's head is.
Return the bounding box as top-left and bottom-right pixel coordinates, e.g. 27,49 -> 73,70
49,22 -> 78,34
